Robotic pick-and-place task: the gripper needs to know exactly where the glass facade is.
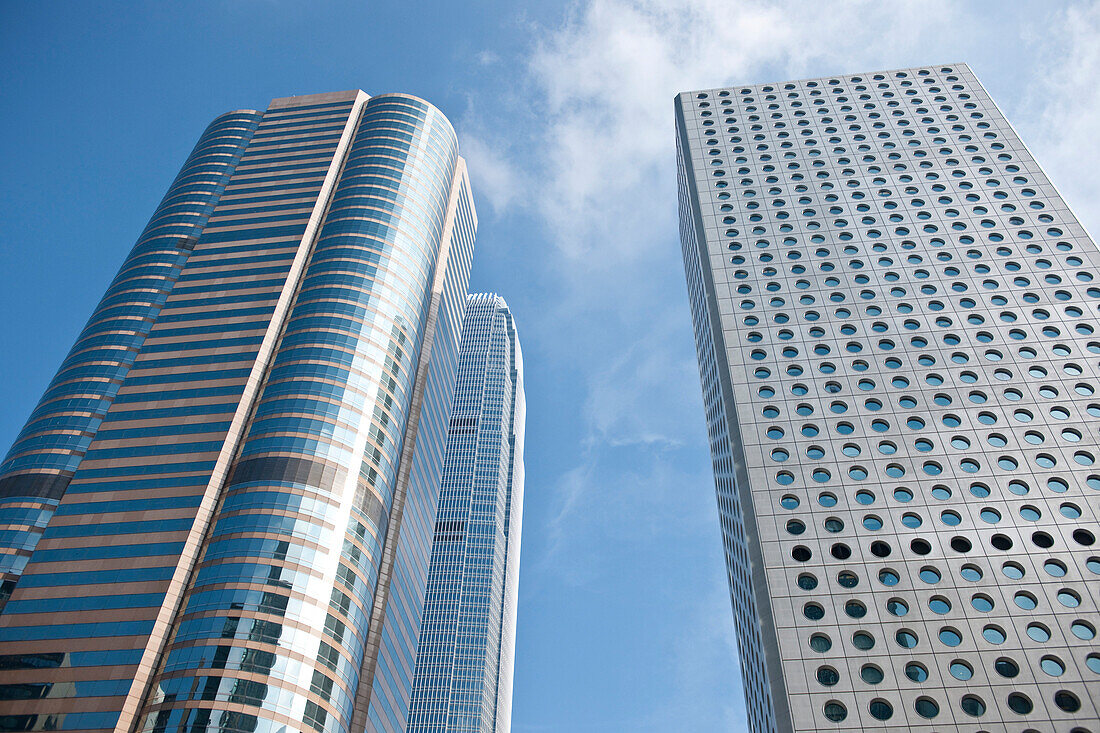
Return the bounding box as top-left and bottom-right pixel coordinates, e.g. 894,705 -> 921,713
678,64 -> 1100,732
0,89 -> 477,733
0,109 -> 262,611
406,294 -> 525,733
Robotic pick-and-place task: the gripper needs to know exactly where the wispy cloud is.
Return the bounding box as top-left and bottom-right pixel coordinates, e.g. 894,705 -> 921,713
461,131 -> 528,217
476,49 -> 501,66
1016,1 -> 1100,237
472,0 -> 1100,509
476,2 -> 1100,729
478,0 -> 970,258
582,309 -> 700,449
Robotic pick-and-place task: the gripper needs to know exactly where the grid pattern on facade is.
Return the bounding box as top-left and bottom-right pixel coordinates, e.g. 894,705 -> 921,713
406,294 -> 524,733
677,64 -> 1100,732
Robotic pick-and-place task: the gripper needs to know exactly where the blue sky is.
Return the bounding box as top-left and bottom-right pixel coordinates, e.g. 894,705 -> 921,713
2,2 -> 1099,730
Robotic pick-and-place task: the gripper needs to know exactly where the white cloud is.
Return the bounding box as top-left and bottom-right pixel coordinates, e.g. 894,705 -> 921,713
493,3 -> 1100,727
640,581 -> 744,730
582,308 -> 700,448
1017,1 -> 1100,238
476,49 -> 501,66
460,131 -> 527,216
478,0 -> 1100,463
489,0 -> 969,261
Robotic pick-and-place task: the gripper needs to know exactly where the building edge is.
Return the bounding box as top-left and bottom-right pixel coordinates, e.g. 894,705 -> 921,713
674,95 -> 794,733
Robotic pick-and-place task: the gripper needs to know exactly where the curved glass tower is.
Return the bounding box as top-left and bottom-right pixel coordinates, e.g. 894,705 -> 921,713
677,64 -> 1100,733
0,89 -> 476,733
406,294 -> 525,733
0,109 -> 262,609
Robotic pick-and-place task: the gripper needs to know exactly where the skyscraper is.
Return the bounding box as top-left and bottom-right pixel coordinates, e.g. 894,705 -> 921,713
677,64 -> 1100,732
0,89 -> 476,733
406,294 -> 525,733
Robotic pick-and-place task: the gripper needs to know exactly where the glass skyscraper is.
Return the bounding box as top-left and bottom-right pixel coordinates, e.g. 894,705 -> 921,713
0,89 -> 476,733
677,64 -> 1100,732
406,294 -> 524,733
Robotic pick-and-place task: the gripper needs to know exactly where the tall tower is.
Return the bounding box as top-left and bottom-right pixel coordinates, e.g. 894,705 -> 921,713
406,294 -> 525,733
0,90 -> 477,733
676,64 -> 1100,732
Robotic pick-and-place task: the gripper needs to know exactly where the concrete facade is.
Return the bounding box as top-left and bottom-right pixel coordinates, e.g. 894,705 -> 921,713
677,64 -> 1100,732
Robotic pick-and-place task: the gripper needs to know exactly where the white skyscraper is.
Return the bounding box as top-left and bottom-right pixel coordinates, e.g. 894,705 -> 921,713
407,294 -> 525,733
677,64 -> 1100,732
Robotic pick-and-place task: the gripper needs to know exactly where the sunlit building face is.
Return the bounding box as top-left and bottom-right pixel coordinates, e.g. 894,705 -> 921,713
0,89 -> 477,733
677,64 -> 1100,732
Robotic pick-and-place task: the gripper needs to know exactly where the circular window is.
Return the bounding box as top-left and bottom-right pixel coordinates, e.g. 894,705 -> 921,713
822,701 -> 847,722
1040,656 -> 1065,676
896,629 -> 918,648
816,666 -> 839,686
1032,531 -> 1054,548
1053,690 -> 1080,713
928,596 -> 951,614
852,631 -> 875,650
960,695 -> 986,717
949,536 -> 972,553
905,662 -> 929,682
1006,693 -> 1033,715
939,627 -> 963,647
961,564 -> 984,582
1013,591 -> 1038,610
949,660 -> 972,680
1071,620 -> 1095,640
868,699 -> 892,721
970,593 -> 994,612
803,603 -> 825,620
1027,622 -> 1051,642
809,633 -> 831,652
870,540 -> 892,557
995,658 -> 1020,678
1044,559 -> 1067,577
914,697 -> 940,719
1073,528 -> 1096,546
859,664 -> 883,684
910,538 -> 932,555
